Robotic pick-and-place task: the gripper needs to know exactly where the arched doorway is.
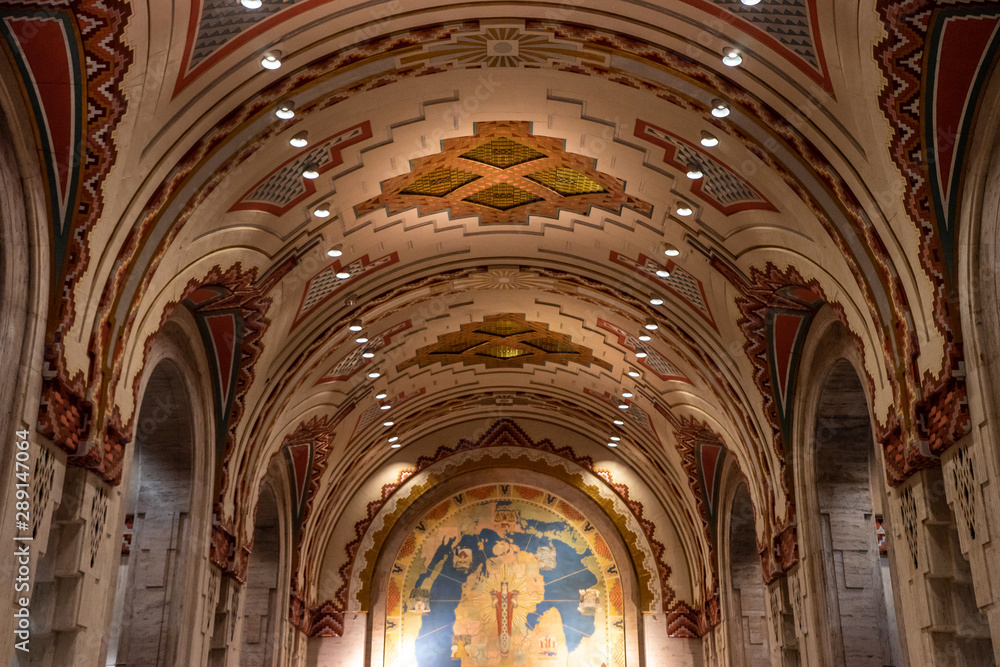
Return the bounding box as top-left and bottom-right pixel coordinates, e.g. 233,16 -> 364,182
240,480 -> 283,666
107,360 -> 196,666
810,359 -> 901,666
725,481 -> 770,666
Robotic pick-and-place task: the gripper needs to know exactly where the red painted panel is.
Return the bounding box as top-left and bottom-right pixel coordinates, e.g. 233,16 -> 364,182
204,313 -> 237,402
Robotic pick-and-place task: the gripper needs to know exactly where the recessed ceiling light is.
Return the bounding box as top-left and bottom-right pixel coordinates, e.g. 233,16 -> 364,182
368,371 -> 381,379
621,390 -> 633,398
627,368 -> 641,378
327,244 -> 343,258
275,101 -> 295,119
241,0 -> 262,7
644,318 -> 658,331
290,130 -> 309,148
663,243 -> 680,257
722,47 -> 742,67
314,203 -> 331,218
618,402 -> 629,409
610,436 -> 621,441
355,334 -> 369,344
349,319 -> 363,332
711,99 -> 730,118
639,333 -> 652,342
636,351 -> 648,358
336,271 -> 351,279
686,165 -> 703,180
390,443 -> 402,449
302,164 -> 319,179
656,269 -> 671,278
613,419 -> 625,425
388,436 -> 399,443
649,294 -> 664,306
362,351 -> 375,359
261,51 -> 282,70
383,420 -> 394,427
379,403 -> 391,410
607,442 -> 618,448
700,131 -> 719,147
676,203 -> 693,217
375,390 -> 388,400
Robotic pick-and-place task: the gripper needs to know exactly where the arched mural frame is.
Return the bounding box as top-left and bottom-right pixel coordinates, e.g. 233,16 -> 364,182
366,468 -> 644,667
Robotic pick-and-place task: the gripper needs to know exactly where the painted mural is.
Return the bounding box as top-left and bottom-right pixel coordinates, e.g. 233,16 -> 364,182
385,484 -> 625,667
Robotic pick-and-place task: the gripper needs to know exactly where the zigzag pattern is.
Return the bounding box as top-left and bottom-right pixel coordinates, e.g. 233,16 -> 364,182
714,0 -> 818,67
190,0 -> 298,69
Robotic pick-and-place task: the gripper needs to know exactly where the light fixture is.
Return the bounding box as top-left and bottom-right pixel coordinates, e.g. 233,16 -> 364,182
290,130 -> 309,148
302,163 -> 319,179
618,401 -> 629,409
327,244 -> 343,258
383,420 -> 394,427
314,203 -> 331,218
275,101 -> 295,119
644,318 -> 658,331
388,436 -> 399,443
711,99 -> 731,118
621,390 -> 633,398
656,268 -> 671,278
741,0 -> 761,6
627,368 -> 641,378
368,370 -> 381,379
613,419 -> 625,425
636,350 -> 648,359
241,0 -> 263,7
336,270 -> 351,279
649,294 -> 664,306
663,243 -> 680,257
379,403 -> 391,410
362,351 -> 375,359
610,436 -> 621,441
639,333 -> 652,342
261,51 -> 282,70
390,442 -> 402,449
607,442 -> 618,448
676,202 -> 693,216
722,47 -> 743,67
355,334 -> 369,344
700,130 -> 719,147
349,319 -> 363,332
686,165 -> 703,180
375,389 -> 388,400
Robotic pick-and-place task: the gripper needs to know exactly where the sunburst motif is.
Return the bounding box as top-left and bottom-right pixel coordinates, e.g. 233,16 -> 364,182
405,25 -> 610,69
453,268 -> 555,291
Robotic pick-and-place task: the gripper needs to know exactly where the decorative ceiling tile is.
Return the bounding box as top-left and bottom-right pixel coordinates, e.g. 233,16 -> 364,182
609,252 -> 717,332
398,313 -> 613,371
292,252 -> 399,331
634,120 -> 776,215
597,319 -> 692,383
316,320 -> 413,384
356,121 -> 652,224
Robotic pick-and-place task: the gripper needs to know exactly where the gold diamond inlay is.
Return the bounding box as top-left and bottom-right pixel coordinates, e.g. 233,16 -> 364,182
463,183 -> 544,211
476,344 -> 530,359
400,168 -> 481,197
460,137 -> 547,169
475,319 -> 534,337
525,167 -> 606,196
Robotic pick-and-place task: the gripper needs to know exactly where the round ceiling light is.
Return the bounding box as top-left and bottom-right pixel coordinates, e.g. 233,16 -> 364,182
290,130 -> 309,148
314,202 -> 331,217
336,270 -> 351,279
388,436 -> 399,443
655,268 -> 670,278
636,350 -> 648,359
355,334 -> 369,344
649,294 -> 664,306
686,165 -> 704,180
607,442 -> 618,448
618,402 -> 629,409
613,419 -> 625,425
644,318 -> 659,331
711,99 -> 731,118
621,390 -> 633,398
627,368 -> 641,378
610,435 -> 621,441
379,403 -> 391,410
722,47 -> 743,67
368,371 -> 381,379
362,351 -> 375,359
327,244 -> 343,258
348,319 -> 363,332
663,243 -> 680,257
241,0 -> 263,7
700,130 -> 719,147
261,51 -> 282,70
741,0 -> 761,5
390,442 -> 402,449
676,203 -> 693,217
383,420 -> 394,427
302,163 -> 319,179
275,101 -> 295,119
375,389 -> 388,400
638,333 -> 652,342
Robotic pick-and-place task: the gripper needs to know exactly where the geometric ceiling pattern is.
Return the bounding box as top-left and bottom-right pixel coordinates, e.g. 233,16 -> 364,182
397,313 -> 614,372
356,121 -> 653,224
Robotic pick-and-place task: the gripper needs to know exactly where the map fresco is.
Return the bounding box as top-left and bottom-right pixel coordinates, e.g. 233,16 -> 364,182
384,484 -> 625,667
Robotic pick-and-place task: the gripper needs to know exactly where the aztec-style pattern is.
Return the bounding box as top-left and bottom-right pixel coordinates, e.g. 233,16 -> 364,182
635,120 -> 776,215
292,252 -> 399,331
609,252 -> 717,331
355,121 -> 652,224
316,320 -> 412,384
765,286 -> 824,441
308,420 -> 686,636
230,122 -> 373,216
398,313 -> 614,372
349,388 -> 426,442
596,319 -> 692,383
583,388 -> 655,435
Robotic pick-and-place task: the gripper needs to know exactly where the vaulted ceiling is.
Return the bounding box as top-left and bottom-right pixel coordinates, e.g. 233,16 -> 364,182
7,0 -> 999,638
